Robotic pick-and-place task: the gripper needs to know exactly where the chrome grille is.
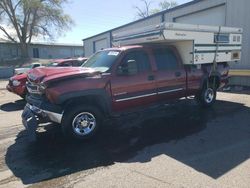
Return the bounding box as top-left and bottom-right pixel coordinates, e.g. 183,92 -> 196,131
26,82 -> 41,95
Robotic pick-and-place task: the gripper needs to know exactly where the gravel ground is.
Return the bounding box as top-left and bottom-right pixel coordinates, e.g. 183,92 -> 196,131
0,81 -> 250,188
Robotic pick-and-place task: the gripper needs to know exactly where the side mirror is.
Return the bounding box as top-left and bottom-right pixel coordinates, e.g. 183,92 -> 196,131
117,60 -> 138,75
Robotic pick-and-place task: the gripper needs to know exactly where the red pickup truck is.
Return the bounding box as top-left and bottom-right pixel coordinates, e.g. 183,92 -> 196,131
22,45 -> 229,141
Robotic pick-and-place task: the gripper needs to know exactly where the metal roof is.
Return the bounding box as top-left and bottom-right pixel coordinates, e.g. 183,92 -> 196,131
0,39 -> 83,47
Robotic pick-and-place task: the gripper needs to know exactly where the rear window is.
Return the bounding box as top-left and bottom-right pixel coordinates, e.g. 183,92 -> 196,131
153,48 -> 179,70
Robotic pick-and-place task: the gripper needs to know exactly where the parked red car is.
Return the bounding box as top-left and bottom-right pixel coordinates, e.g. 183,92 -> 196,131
47,58 -> 88,67
6,58 -> 88,98
6,73 -> 28,98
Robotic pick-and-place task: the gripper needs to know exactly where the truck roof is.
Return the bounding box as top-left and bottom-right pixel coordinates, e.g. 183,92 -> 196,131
102,45 -> 144,52
102,44 -> 175,52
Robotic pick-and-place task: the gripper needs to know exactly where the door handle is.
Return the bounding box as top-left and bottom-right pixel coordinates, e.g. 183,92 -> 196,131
175,71 -> 181,77
148,75 -> 155,81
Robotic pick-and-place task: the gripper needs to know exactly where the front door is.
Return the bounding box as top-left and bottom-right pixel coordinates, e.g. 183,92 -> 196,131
111,50 -> 157,112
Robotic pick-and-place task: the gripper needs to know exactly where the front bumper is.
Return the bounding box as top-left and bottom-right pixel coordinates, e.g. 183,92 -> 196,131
6,84 -> 13,92
22,105 -> 38,141
24,103 -> 63,124
6,84 -> 26,97
22,96 -> 63,141
25,95 -> 63,124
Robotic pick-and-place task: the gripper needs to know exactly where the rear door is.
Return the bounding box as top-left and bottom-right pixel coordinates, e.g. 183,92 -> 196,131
111,49 -> 157,112
152,47 -> 187,102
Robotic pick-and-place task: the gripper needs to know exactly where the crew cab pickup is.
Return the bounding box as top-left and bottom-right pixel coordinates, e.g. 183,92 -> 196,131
22,45 -> 229,141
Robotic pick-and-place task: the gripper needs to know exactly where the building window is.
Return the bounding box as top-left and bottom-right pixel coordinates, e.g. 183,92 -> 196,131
33,48 -> 39,58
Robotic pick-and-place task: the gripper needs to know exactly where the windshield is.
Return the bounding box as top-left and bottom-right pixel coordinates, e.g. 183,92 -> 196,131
82,50 -> 120,72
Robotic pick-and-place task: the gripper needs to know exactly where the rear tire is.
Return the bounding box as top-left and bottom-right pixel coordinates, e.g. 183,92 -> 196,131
196,83 -> 217,107
61,105 -> 103,140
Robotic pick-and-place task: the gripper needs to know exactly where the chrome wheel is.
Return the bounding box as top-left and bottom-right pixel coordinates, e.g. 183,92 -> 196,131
72,112 -> 96,136
204,88 -> 214,104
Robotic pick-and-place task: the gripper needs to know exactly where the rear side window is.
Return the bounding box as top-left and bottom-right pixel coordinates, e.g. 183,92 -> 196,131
72,61 -> 81,66
122,51 -> 151,72
153,48 -> 179,70
32,64 -> 40,68
60,62 -> 71,67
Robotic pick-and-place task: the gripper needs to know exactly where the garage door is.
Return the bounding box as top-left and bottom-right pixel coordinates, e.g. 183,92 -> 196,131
94,38 -> 108,52
175,5 -> 226,26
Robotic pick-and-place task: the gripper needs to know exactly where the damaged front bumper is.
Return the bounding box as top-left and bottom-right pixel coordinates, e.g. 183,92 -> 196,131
24,103 -> 63,124
21,97 -> 63,141
22,105 -> 39,142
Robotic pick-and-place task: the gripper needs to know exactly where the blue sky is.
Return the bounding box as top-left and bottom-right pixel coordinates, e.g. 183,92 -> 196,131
57,0 -> 192,44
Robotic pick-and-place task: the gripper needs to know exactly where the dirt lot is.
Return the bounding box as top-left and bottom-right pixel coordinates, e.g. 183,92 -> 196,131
0,80 -> 250,188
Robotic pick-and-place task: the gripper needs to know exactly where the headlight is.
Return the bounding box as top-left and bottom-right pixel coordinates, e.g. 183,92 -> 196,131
12,80 -> 21,86
39,82 -> 47,93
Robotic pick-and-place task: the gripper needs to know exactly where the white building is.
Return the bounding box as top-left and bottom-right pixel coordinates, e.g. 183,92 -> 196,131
83,0 -> 250,86
0,39 -> 84,61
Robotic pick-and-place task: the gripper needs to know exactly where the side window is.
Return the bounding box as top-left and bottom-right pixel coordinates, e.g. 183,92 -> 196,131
60,62 -> 71,67
153,48 -> 179,70
32,64 -> 40,69
72,61 -> 81,67
121,51 -> 151,73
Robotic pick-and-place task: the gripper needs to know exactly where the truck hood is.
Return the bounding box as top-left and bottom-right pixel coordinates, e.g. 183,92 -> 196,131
11,73 -> 27,81
27,67 -> 100,83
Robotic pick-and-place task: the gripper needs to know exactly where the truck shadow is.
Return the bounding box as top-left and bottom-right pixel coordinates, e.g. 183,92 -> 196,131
5,99 -> 250,185
0,99 -> 26,112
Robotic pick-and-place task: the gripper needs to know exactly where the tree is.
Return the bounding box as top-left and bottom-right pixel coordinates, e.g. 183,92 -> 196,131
134,0 -> 152,18
0,0 -> 73,61
151,1 -> 178,14
134,0 -> 178,19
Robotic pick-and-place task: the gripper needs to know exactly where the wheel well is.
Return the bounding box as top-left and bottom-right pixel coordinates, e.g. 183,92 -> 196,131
63,95 -> 108,115
207,76 -> 220,89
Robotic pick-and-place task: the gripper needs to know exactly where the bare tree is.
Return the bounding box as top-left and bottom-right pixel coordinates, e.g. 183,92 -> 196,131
0,0 -> 73,61
135,0 -> 178,19
134,0 -> 152,18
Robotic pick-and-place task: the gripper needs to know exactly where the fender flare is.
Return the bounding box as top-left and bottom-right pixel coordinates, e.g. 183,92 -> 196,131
57,89 -> 112,116
200,71 -> 221,89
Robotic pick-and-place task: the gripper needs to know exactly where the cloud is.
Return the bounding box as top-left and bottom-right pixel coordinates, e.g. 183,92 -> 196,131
0,24 -> 45,43
0,25 -> 18,42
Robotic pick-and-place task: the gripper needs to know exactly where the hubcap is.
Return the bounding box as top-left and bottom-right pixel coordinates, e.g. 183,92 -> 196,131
204,88 -> 214,103
72,112 -> 96,136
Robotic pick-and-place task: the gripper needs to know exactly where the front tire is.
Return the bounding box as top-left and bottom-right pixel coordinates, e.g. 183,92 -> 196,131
61,105 -> 103,140
196,84 -> 217,107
